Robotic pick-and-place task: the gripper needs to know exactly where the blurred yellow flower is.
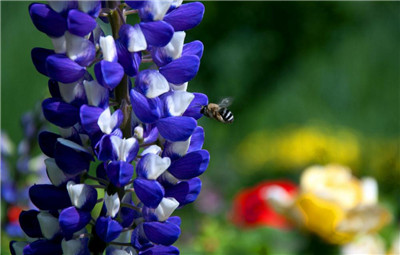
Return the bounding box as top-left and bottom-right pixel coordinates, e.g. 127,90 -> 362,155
269,164 -> 391,245
236,125 -> 360,173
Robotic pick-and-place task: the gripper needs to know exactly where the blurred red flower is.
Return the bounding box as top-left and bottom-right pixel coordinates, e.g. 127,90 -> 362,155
7,205 -> 23,223
231,180 -> 297,229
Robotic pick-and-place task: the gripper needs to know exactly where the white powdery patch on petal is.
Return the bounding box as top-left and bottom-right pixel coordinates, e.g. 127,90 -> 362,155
51,35 -> 66,54
169,82 -> 188,91
57,138 -> 91,154
162,31 -> 186,60
45,158 -> 71,186
144,154 -> 171,180
105,192 -> 120,218
100,36 -> 118,62
127,25 -> 147,52
141,145 -> 162,156
97,108 -> 119,134
145,0 -> 173,20
166,91 -> 194,116
142,71 -> 169,98
37,211 -> 61,239
361,177 -> 378,205
83,80 -> 108,107
67,181 -> 90,209
110,136 -> 138,162
59,80 -> 85,103
155,197 -> 179,222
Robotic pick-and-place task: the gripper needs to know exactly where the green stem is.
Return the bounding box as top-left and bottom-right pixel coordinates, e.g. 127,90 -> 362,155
108,4 -> 132,138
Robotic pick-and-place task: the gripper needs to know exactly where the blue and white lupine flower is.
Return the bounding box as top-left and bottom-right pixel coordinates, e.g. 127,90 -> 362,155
11,1 -> 209,254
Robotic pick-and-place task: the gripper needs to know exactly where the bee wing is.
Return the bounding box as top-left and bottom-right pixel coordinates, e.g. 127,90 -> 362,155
218,97 -> 233,108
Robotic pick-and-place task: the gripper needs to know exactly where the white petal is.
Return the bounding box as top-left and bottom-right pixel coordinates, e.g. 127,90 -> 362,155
51,35 -> 66,54
100,36 -> 118,62
67,181 -> 92,209
57,138 -> 90,154
141,145 -> 162,156
37,212 -> 60,239
119,137 -> 138,162
170,0 -> 183,9
161,31 -> 185,60
127,25 -> 147,52
142,71 -> 169,98
65,32 -> 93,61
45,158 -> 71,187
165,91 -> 194,116
110,136 -> 123,159
83,80 -> 108,107
154,197 -> 179,222
105,192 -> 120,218
59,80 -> 85,103
143,154 -> 171,180
133,125 -> 144,140
97,108 -> 118,134
62,238 -> 88,255
10,242 -> 29,255
145,0 -> 172,20
160,171 -> 179,185
165,138 -> 191,157
48,1 -> 69,13
361,177 -> 378,205
169,82 -> 188,91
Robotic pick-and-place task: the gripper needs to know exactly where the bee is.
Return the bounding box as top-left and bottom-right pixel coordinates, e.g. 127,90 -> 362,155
200,97 -> 234,123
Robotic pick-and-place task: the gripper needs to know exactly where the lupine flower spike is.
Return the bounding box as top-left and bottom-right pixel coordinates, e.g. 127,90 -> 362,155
11,1 -> 209,254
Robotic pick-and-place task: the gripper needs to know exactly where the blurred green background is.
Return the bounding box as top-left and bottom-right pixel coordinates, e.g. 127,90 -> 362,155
2,1 -> 399,254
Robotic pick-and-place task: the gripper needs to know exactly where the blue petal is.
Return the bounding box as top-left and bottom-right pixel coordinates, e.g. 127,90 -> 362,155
183,92 -> 208,120
130,89 -> 162,123
125,1 -> 145,9
31,48 -> 54,76
45,158 -> 80,187
23,239 -> 62,255
116,39 -> 141,76
48,79 -> 61,98
159,55 -> 200,84
182,40 -> 204,59
164,2 -> 205,31
156,116 -> 197,142
96,162 -> 109,182
19,210 -> 42,238
95,216 -> 123,242
94,60 -> 124,89
106,161 -> 134,187
131,225 -> 152,251
139,21 -> 174,47
165,178 -> 202,206
29,184 -> 72,210
133,178 -> 164,208
140,245 -> 179,255
187,126 -> 205,153
67,183 -> 98,211
120,195 -> 136,228
38,131 -> 60,157
167,216 -> 181,227
95,135 -> 119,162
42,98 -> 79,128
29,3 -> 67,37
168,150 -> 209,179
46,54 -> 86,83
59,206 -> 92,240
142,221 -> 180,246
79,105 -> 103,137
67,9 -> 97,36
54,139 -> 93,175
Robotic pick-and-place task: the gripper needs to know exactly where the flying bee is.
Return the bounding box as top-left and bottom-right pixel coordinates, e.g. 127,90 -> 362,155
200,97 -> 234,124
